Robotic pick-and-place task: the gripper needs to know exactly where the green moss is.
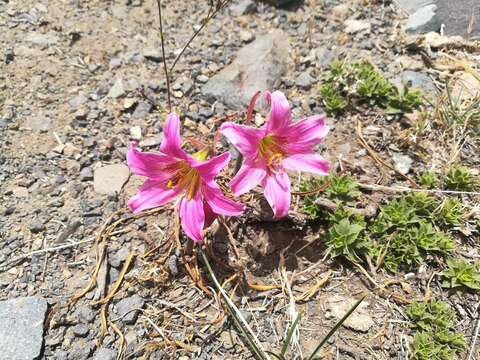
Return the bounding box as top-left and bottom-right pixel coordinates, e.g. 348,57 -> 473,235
441,258 -> 480,291
444,166 -> 477,192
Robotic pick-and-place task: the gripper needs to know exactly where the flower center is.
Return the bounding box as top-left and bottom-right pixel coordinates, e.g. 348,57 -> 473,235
167,161 -> 201,200
258,135 -> 285,170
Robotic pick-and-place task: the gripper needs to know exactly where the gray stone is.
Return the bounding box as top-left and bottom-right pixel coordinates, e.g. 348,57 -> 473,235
93,348 -> 117,360
344,19 -> 371,34
230,0 -> 256,16
115,295 -> 145,325
132,101 -> 152,119
108,79 -> 126,99
23,116 -> 52,132
295,72 -> 314,89
327,295 -> 374,333
181,79 -> 194,94
405,5 -> 440,34
143,48 -> 162,62
71,324 -> 89,337
69,342 -> 95,360
392,153 -> 413,175
139,134 -> 163,147
0,297 -> 48,360
202,30 -> 289,110
196,75 -> 209,83
395,0 -> 434,13
79,167 -> 94,182
25,32 -> 59,46
93,164 -> 130,195
392,70 -> 436,94
29,221 -> 45,234
239,30 -> 255,43
314,47 -> 336,68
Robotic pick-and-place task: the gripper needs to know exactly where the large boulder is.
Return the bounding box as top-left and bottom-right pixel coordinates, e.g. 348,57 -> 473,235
202,29 -> 290,110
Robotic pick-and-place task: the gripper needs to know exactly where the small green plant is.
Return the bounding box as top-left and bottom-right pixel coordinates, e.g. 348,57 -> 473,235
434,198 -> 463,227
319,60 -> 423,115
300,174 -> 360,219
407,301 -> 465,360
444,166 -> 477,192
325,209 -> 369,262
417,170 -> 438,189
441,258 -> 480,291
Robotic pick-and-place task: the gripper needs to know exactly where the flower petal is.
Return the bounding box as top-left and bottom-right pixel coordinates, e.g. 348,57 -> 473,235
283,153 -> 330,175
128,180 -> 180,213
204,183 -> 245,216
230,163 -> 267,196
203,202 -> 217,228
262,171 -> 291,219
220,122 -> 264,157
179,195 -> 205,242
193,152 -> 230,182
160,113 -> 187,159
285,115 -> 329,152
265,90 -> 292,133
127,143 -> 177,180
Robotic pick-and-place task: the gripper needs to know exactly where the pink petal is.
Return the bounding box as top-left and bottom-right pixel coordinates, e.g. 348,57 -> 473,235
230,163 -> 267,196
193,152 -> 230,182
127,143 -> 177,181
204,202 -> 217,228
204,183 -> 245,216
262,171 -> 291,219
283,153 -> 330,175
265,91 -> 292,133
220,122 -> 264,157
179,195 -> 205,242
160,113 -> 187,159
285,115 -> 329,152
128,180 -> 180,213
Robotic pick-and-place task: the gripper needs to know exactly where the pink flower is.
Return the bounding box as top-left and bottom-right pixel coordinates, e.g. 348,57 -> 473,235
127,113 -> 245,242
220,91 -> 329,218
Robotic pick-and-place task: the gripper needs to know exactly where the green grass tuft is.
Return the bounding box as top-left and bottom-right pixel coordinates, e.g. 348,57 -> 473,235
444,166 -> 477,192
441,258 -> 480,291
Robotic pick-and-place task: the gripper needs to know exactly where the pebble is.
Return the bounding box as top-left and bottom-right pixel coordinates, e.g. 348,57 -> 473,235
93,164 -> 130,195
140,134 -> 163,147
72,324 -> 90,338
344,19 -> 371,34
230,0 -> 256,16
29,221 -> 45,234
93,348 -> 117,360
23,116 -> 52,132
196,75 -> 209,83
143,48 -> 163,62
295,71 -> 314,89
79,167 -> 94,182
132,101 -> 152,119
326,295 -> 374,332
108,79 -> 126,99
239,30 -> 255,43
129,126 -> 142,140
116,295 -> 145,325
392,153 -> 413,175
405,4 -> 440,34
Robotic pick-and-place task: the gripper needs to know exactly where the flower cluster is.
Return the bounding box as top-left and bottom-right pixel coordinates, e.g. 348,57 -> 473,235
127,91 -> 329,242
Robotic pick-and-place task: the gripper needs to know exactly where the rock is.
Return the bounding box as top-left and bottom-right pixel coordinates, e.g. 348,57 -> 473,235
451,72 -> 480,100
196,75 -> 209,83
123,98 -> 136,110
344,19 -> 371,34
115,295 -> 145,325
93,164 -> 130,195
405,5 -> 440,34
423,32 -> 465,49
181,79 -> 194,94
392,153 -> 413,175
392,70 -> 436,94
314,47 -> 336,69
295,72 -> 314,90
140,134 -> 163,147
71,324 -> 89,337
326,295 -> 374,333
23,116 -> 52,132
132,101 -> 152,119
143,48 -> 163,62
129,126 -> 142,140
79,167 -> 94,182
25,32 -> 59,46
230,0 -> 256,16
29,221 -> 45,233
69,341 -> 95,360
108,79 -> 126,99
239,30 -> 255,43
202,30 -> 289,110
332,4 -> 350,21
0,297 -> 48,360
93,348 -> 117,360
395,0 -> 434,13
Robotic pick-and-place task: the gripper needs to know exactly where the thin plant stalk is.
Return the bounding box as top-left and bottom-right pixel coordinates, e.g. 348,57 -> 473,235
201,250 -> 272,360
156,0 -> 172,112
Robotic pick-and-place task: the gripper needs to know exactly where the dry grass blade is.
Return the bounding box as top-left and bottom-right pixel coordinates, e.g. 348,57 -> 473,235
94,252 -> 135,305
110,321 -> 126,360
357,121 -> 417,187
295,270 -> 332,302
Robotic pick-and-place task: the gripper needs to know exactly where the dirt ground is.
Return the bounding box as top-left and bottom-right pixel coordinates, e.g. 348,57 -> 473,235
1,0 -> 479,359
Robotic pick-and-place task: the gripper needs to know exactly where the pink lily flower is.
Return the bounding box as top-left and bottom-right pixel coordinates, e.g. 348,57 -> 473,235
220,91 -> 329,219
127,113 -> 245,242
